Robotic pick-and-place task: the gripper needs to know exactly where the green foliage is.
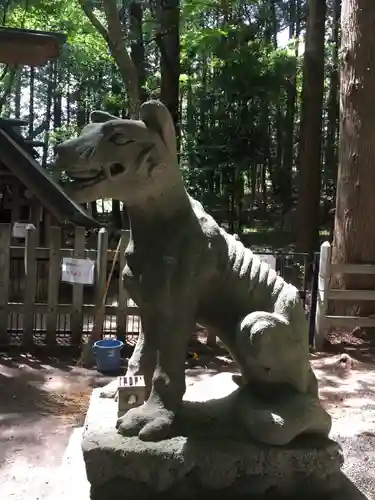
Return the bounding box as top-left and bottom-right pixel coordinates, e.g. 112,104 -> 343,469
0,0 -> 317,234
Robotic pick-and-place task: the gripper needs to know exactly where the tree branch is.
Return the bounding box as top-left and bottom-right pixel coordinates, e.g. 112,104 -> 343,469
0,64 -> 9,82
102,0 -> 140,117
102,0 -> 127,51
78,0 -> 109,43
78,0 -> 140,117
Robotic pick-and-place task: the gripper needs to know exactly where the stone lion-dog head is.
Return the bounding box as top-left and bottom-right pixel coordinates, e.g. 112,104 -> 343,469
55,100 -> 179,204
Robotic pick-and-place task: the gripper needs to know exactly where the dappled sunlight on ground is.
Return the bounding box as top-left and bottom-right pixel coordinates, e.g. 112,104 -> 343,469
0,346 -> 374,499
311,352 -> 375,499
312,353 -> 375,419
0,350 -> 116,499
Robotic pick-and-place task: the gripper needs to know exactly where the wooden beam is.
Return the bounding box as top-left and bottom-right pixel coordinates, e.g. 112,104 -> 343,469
331,263 -> 375,275
0,28 -> 66,66
326,315 -> 375,328
328,289 -> 375,301
0,41 -> 61,66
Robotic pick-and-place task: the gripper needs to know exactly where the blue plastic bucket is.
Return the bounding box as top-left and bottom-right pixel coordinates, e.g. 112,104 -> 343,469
94,339 -> 124,372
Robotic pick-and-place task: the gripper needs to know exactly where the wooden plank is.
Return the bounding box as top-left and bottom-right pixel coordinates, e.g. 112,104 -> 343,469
331,263 -> 375,275
23,225 -> 38,348
7,303 -> 139,315
9,246 -> 119,261
94,228 -> 108,338
30,200 -> 42,237
315,241 -> 332,350
0,38 -> 62,66
326,315 -> 375,328
0,224 -> 11,344
328,289 -> 375,301
117,230 -> 130,341
46,226 -> 61,346
70,227 -> 86,345
206,331 -> 217,348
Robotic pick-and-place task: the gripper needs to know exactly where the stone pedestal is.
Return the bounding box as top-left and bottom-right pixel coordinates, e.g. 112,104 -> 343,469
82,375 -> 344,500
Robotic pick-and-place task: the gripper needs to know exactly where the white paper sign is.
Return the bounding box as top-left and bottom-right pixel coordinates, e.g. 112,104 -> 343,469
13,222 -> 36,239
61,257 -> 95,285
258,254 -> 276,270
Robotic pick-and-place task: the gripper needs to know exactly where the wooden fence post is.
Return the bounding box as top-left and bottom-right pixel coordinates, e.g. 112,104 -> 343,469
315,241 -> 332,350
207,330 -> 217,349
23,224 -> 38,348
71,226 -> 85,345
46,226 -> 61,346
117,229 -> 130,341
0,224 -> 10,345
95,228 -> 108,337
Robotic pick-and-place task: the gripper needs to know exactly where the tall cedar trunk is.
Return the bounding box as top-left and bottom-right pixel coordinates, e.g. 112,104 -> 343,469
331,0 -> 375,317
42,63 -> 54,168
281,0 -> 300,212
0,66 -> 17,114
28,66 -> 35,137
53,62 -> 62,156
76,82 -> 86,130
268,1 -> 285,211
66,68 -> 71,125
14,68 -> 21,119
296,0 -> 326,255
324,0 -> 341,200
155,0 -> 180,132
129,1 -> 147,103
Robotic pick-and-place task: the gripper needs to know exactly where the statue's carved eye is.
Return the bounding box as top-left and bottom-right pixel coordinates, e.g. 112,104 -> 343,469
110,133 -> 135,146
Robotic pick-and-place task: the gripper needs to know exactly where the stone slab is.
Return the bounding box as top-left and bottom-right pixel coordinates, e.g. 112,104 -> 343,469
82,375 -> 344,500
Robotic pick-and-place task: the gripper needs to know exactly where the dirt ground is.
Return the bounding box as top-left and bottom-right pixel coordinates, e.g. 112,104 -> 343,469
0,336 -> 374,500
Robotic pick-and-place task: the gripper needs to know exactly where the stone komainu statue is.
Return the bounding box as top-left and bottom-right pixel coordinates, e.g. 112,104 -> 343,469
55,100 -> 331,445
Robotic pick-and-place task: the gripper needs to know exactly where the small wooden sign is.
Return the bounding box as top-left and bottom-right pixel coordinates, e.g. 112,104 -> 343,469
12,222 -> 36,239
61,257 -> 95,285
117,375 -> 146,418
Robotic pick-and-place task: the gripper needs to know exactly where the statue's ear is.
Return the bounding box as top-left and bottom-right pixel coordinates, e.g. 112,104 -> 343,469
90,110 -> 119,123
139,100 -> 177,157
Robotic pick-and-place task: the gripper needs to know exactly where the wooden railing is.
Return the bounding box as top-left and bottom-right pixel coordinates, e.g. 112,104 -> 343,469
315,241 -> 375,349
0,223 -> 138,347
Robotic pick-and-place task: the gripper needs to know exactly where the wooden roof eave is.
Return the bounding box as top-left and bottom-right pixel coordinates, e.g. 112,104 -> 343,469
0,127 -> 101,229
0,27 -> 67,66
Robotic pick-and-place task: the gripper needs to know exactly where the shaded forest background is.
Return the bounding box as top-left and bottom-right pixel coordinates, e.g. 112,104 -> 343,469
0,0 -> 339,256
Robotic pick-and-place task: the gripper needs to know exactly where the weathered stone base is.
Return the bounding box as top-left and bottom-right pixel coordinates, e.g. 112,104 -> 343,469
82,385 -> 344,500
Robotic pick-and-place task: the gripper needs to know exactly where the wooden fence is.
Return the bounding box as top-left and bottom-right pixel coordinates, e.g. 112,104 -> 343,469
0,221 -> 312,349
0,223 -> 140,348
315,241 -> 375,349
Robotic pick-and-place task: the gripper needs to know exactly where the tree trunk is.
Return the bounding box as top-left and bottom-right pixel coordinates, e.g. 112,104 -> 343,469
332,0 -> 375,316
14,68 -> 22,119
0,66 -> 17,115
28,66 -> 35,138
281,0 -> 301,213
296,0 -> 326,255
129,1 -> 147,103
153,0 -> 181,131
53,62 -> 62,156
324,0 -> 341,200
42,63 -> 54,168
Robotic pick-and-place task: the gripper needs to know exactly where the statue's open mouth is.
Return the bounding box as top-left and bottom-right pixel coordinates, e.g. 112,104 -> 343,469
66,162 -> 126,187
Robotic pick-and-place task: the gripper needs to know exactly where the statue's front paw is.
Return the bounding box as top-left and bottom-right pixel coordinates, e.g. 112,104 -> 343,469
116,403 -> 174,441
232,374 -> 245,387
126,360 -> 141,377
